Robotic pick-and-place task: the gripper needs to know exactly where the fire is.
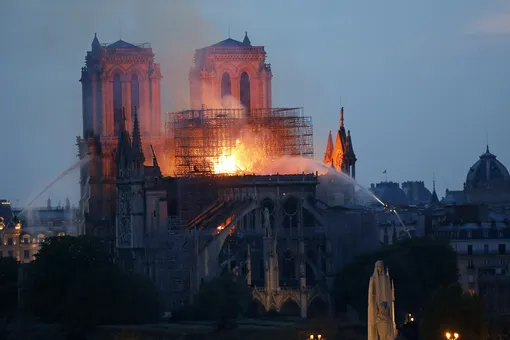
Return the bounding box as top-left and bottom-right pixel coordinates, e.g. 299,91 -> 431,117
212,139 -> 265,175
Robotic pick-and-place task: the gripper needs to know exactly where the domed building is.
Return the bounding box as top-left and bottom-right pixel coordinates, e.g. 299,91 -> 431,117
464,146 -> 510,204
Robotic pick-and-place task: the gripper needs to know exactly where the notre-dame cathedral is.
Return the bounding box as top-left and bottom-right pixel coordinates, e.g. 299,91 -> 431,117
77,33 -> 368,315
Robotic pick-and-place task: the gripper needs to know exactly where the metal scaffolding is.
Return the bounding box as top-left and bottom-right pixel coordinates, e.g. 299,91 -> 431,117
165,108 -> 314,177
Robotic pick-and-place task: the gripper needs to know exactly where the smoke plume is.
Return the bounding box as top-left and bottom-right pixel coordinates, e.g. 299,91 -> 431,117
0,0 -> 221,206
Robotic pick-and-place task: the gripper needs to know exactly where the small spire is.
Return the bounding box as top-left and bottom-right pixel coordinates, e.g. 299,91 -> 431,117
120,107 -> 127,132
324,130 -> 334,165
486,132 -> 489,153
433,172 -> 436,192
340,107 -> 344,128
131,107 -> 145,163
430,172 -> 439,205
243,31 -> 251,45
92,33 -> 100,48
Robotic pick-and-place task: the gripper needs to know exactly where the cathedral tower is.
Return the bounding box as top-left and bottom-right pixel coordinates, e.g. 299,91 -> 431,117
189,32 -> 273,110
77,34 -> 163,238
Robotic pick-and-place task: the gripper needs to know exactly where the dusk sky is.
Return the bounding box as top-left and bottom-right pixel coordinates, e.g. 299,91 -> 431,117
1,0 -> 510,208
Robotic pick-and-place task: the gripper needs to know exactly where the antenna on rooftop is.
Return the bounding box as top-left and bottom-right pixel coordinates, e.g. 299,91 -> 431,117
228,20 -> 231,38
119,19 -> 122,40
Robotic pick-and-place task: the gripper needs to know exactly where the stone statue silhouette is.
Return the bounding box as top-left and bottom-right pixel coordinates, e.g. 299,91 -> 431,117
263,207 -> 271,238
368,261 -> 397,340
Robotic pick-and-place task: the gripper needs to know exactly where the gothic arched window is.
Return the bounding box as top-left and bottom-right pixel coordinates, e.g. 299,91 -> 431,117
221,72 -> 232,107
240,72 -> 251,110
113,73 -> 123,136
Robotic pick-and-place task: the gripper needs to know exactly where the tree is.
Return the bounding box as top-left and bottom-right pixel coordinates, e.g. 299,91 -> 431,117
0,257 -> 18,320
421,284 -> 487,340
193,272 -> 252,329
24,235 -> 162,335
333,237 -> 458,323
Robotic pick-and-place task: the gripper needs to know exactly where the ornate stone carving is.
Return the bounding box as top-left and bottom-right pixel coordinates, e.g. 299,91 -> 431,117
117,188 -> 133,247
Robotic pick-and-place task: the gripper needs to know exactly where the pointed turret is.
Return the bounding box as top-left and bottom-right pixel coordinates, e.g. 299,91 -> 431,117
323,130 -> 334,165
243,31 -> 251,46
347,130 -> 355,157
91,33 -> 100,53
131,107 -> 145,164
340,106 -> 344,128
115,108 -> 132,175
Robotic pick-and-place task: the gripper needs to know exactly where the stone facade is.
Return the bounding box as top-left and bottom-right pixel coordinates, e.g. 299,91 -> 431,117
77,34 -> 164,244
433,205 -> 510,324
189,33 -> 273,110
0,200 -> 78,263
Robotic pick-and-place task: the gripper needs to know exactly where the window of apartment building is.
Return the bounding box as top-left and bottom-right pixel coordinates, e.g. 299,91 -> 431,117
499,231 -> 504,238
7,251 -> 13,258
23,250 -> 29,259
498,244 -> 506,254
467,231 -> 472,238
468,259 -> 474,268
7,238 -> 12,246
484,244 -> 489,254
483,230 -> 489,237
467,244 -> 473,255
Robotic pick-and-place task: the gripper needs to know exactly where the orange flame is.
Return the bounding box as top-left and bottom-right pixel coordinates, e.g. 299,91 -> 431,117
212,139 -> 266,175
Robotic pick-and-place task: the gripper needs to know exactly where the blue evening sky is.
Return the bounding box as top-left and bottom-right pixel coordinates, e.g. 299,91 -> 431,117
1,0 -> 510,207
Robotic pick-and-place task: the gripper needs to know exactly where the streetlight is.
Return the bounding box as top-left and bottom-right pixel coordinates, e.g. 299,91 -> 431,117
445,332 -> 459,340
309,335 -> 322,340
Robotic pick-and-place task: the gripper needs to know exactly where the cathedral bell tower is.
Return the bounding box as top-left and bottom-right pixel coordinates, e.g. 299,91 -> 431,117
189,32 -> 273,110
77,33 -> 163,238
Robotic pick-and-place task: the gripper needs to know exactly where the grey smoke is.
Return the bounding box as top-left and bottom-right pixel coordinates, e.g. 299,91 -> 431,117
0,0 -> 220,206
